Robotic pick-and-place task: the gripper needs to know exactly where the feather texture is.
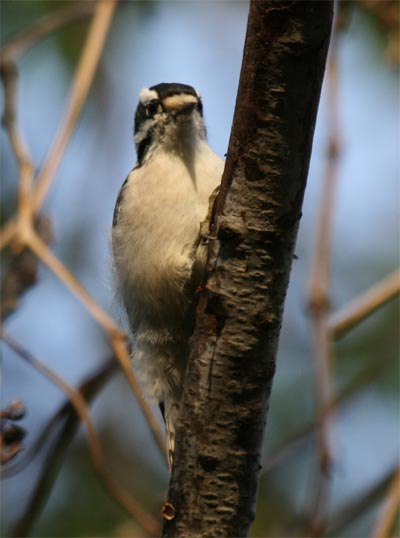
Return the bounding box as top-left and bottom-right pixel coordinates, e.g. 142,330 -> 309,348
112,84 -> 223,467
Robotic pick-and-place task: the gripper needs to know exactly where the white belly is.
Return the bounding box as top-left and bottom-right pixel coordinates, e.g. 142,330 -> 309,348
112,144 -> 223,333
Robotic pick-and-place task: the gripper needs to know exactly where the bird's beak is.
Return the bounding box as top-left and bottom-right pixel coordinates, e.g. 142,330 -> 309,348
162,94 -> 198,114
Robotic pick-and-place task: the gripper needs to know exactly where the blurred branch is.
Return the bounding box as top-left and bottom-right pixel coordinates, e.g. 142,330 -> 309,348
357,0 -> 400,65
330,269 -> 400,339
1,217 -> 52,321
1,332 -> 160,537
306,42 -> 341,536
2,358 -> 117,477
0,60 -> 35,228
1,3 -> 95,61
110,337 -> 167,463
1,247 -> 38,320
0,220 -> 17,251
0,1 -> 98,252
326,465 -> 398,536
2,208 -> 167,462
28,229 -> 120,334
1,0 -> 167,462
372,467 -> 400,538
336,1 -> 400,66
0,57 -> 34,256
1,0 -> 167,530
0,51 -> 45,319
263,347 -> 393,474
8,360 -> 118,537
32,0 -> 117,212
27,226 -> 167,461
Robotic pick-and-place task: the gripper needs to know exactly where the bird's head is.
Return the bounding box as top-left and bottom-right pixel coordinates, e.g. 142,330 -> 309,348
134,83 -> 206,164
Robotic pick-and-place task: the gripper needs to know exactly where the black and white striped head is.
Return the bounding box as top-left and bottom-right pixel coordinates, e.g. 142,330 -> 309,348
134,83 -> 206,164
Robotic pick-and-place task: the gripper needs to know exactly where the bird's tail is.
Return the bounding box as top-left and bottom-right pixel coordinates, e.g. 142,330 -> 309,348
164,400 -> 180,470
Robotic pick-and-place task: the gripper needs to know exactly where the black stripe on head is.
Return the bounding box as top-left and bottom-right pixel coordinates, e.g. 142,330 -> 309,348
151,83 -> 203,116
134,101 -> 150,135
136,133 -> 153,165
159,401 -> 166,422
149,82 -> 198,100
134,100 -> 157,165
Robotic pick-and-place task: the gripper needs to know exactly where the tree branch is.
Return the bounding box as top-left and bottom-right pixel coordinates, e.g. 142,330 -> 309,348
263,348 -> 393,476
372,467 -> 400,538
8,359 -> 117,537
329,269 -> 400,339
163,2 -> 333,536
2,332 -> 160,536
32,0 -> 117,212
305,38 -> 341,536
1,3 -> 94,61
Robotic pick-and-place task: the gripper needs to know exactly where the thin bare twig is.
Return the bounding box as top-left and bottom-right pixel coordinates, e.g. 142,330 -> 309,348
1,0 -> 167,527
0,219 -> 17,251
1,57 -> 166,454
110,336 -> 168,461
28,229 -> 121,335
0,2 -> 94,252
1,225 -> 167,461
1,3 -> 94,61
306,43 -> 341,536
0,59 -> 35,241
8,360 -> 117,537
2,358 -> 116,477
330,269 -> 400,339
1,332 -> 160,537
372,467 -> 400,538
263,350 -> 393,475
2,141 -> 167,464
32,0 -> 117,212
26,230 -> 167,460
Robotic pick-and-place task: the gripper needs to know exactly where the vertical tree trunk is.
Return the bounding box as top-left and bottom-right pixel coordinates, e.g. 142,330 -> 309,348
163,2 -> 333,536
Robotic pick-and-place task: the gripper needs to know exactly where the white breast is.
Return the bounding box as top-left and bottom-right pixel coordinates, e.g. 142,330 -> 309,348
112,141 -> 223,332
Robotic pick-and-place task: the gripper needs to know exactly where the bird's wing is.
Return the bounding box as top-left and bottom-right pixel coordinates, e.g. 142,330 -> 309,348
112,175 -> 129,228
113,163 -> 143,228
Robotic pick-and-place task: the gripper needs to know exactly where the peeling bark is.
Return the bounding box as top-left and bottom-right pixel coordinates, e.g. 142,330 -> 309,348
163,2 -> 333,537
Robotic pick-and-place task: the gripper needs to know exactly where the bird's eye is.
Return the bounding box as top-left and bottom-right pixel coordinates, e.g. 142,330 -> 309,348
196,101 -> 203,114
146,101 -> 159,117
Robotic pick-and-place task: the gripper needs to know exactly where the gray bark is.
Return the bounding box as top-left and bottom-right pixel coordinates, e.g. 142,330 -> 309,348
163,1 -> 333,536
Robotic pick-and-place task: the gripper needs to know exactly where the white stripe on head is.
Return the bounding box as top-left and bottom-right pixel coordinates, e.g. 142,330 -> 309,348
139,88 -> 159,105
162,93 -> 198,111
134,119 -> 155,144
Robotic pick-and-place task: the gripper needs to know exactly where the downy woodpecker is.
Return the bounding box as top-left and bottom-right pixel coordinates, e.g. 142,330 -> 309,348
112,83 -> 223,466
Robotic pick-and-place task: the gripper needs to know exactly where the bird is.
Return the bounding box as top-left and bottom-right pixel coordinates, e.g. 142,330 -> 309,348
112,83 -> 224,467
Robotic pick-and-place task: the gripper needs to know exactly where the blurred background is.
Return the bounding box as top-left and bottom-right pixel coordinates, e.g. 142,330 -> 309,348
1,1 -> 399,537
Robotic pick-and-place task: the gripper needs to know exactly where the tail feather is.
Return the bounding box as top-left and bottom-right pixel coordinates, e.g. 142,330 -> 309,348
164,401 -> 180,469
